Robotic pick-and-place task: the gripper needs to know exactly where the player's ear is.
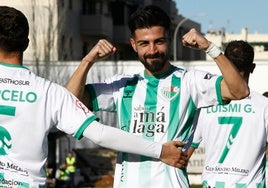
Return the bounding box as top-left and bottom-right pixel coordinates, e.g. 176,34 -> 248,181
130,38 -> 137,52
250,63 -> 256,73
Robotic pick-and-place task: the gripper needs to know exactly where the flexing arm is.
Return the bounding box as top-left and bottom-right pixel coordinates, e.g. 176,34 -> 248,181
182,28 -> 249,101
83,121 -> 188,169
66,39 -> 116,108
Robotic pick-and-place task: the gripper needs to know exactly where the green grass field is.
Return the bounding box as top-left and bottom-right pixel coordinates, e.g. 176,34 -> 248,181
190,184 -> 202,188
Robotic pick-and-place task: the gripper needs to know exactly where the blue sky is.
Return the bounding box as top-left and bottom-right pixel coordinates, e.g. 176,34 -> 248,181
174,0 -> 268,34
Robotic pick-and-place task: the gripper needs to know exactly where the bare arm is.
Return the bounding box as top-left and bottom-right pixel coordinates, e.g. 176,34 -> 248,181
182,28 -> 249,101
66,39 -> 117,108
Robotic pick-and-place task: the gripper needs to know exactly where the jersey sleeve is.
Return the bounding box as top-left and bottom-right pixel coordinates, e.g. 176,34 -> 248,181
186,69 -> 224,108
86,74 -> 132,112
86,82 -> 116,112
47,82 -> 98,138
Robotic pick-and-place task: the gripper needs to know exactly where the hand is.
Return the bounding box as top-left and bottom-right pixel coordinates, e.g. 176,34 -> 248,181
182,28 -> 210,50
160,141 -> 188,169
82,39 -> 117,63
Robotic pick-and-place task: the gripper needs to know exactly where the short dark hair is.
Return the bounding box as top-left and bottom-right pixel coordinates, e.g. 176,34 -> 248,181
224,40 -> 254,73
128,5 -> 171,36
0,6 -> 29,52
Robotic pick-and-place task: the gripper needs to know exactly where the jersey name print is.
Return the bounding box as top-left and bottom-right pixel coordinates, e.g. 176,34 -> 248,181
192,91 -> 268,188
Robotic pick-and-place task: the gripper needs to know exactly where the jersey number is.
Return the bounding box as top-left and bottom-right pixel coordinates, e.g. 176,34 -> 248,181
0,105 -> 16,116
218,116 -> 242,163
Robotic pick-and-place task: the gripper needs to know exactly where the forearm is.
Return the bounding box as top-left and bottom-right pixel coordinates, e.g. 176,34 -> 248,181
182,29 -> 249,100
83,121 -> 162,159
66,59 -> 93,104
215,54 -> 248,99
206,43 -> 249,100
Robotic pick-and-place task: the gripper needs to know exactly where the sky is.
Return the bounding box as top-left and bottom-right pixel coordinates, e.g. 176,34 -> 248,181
174,0 -> 268,34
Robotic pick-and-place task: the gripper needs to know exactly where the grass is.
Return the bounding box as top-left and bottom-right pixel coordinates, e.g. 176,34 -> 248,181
190,184 -> 202,188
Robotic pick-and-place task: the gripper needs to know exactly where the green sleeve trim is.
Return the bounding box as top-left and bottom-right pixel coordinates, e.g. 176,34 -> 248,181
191,142 -> 200,149
86,84 -> 99,111
215,76 -> 224,104
74,115 -> 99,140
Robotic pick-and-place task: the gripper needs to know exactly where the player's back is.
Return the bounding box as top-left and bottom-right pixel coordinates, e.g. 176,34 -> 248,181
193,90 -> 268,187
0,63 -> 54,184
0,62 -> 91,186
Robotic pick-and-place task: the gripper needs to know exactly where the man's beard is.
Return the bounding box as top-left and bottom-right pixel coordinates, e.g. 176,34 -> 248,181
140,52 -> 168,74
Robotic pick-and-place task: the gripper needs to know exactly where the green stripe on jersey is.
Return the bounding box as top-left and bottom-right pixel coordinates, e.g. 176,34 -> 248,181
87,84 -> 99,111
138,75 -> 159,186
215,181 -> 225,188
256,183 -> 265,188
168,75 -> 181,140
120,76 -> 139,131
216,76 -> 224,104
119,77 -> 138,187
74,115 -> 99,139
0,105 -> 16,116
181,97 -> 196,141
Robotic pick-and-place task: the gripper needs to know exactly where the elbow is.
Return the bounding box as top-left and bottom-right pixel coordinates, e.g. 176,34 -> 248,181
83,124 -> 104,146
92,138 -> 103,146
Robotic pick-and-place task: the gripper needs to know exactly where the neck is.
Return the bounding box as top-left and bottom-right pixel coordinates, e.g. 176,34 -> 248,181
0,51 -> 23,65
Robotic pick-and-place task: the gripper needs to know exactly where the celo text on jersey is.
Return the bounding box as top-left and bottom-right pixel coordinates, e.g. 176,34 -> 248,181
0,90 -> 37,103
0,77 -> 30,86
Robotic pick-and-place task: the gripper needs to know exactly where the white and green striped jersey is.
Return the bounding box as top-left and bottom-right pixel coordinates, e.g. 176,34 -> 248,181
87,65 -> 223,188
0,62 -> 97,187
191,90 -> 268,188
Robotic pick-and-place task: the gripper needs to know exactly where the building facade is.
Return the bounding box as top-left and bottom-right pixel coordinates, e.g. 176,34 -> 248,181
1,0 -> 202,62
205,28 -> 268,60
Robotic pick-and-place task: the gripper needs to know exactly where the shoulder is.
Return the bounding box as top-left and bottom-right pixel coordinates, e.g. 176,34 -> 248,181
247,90 -> 268,106
104,73 -> 142,85
250,90 -> 268,100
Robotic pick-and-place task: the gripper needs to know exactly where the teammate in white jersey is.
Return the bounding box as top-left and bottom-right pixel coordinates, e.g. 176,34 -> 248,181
0,6 -> 191,188
262,91 -> 268,187
187,41 -> 268,187
66,5 -> 249,188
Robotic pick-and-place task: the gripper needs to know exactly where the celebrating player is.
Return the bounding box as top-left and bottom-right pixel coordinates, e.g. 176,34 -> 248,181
66,5 -> 249,188
187,40 -> 268,187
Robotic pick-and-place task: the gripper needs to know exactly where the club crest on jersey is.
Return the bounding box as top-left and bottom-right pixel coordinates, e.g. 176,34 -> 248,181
160,86 -> 179,100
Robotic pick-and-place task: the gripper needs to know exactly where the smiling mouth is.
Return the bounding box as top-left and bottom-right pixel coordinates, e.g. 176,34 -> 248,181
147,56 -> 161,60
